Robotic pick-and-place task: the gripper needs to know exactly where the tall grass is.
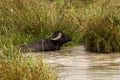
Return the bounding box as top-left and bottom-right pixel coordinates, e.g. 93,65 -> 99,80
1,0 -> 119,47
83,0 -> 120,53
84,16 -> 120,53
0,0 -> 82,47
0,54 -> 57,80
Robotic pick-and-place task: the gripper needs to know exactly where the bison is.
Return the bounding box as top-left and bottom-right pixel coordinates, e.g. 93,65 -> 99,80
17,30 -> 72,52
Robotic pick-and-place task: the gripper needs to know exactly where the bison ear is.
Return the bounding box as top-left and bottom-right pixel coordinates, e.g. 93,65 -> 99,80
50,32 -> 62,41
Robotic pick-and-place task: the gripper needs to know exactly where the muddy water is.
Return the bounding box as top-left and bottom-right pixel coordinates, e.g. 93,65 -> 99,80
25,45 -> 120,80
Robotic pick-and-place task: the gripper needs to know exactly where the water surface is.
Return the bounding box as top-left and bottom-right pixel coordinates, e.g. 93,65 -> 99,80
25,45 -> 120,80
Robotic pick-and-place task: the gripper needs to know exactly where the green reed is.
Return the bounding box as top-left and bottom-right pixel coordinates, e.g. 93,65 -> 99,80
84,16 -> 120,53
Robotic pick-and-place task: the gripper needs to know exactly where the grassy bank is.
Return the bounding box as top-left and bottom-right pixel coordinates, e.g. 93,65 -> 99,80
0,53 -> 57,80
0,0 -> 120,47
84,16 -> 120,53
0,0 -> 81,47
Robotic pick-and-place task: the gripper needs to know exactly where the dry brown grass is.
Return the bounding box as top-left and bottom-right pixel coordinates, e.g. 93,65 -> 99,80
0,54 -> 57,80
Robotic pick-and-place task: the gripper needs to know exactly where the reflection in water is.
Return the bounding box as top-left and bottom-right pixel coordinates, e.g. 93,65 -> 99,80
24,45 -> 120,80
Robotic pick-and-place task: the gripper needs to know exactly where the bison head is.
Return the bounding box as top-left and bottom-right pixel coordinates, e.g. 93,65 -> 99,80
49,30 -> 72,44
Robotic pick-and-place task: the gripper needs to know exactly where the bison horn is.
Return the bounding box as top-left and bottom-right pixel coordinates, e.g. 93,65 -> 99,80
50,32 -> 62,40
